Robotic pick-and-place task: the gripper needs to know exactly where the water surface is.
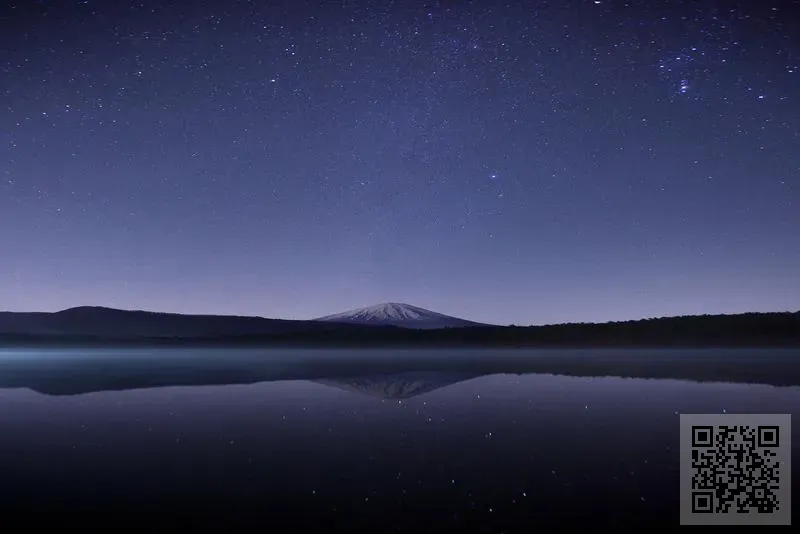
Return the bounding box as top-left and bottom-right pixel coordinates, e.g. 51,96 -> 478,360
1,348 -> 798,530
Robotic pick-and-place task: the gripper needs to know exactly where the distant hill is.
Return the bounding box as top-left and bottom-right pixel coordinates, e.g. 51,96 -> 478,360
0,306 -> 798,347
315,302 -> 487,329
0,305 -> 383,340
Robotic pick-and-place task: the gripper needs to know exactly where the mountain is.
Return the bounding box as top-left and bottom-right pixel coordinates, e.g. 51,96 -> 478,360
315,302 -> 486,329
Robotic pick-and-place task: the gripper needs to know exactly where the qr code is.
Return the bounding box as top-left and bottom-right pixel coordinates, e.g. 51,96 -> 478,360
680,414 -> 791,526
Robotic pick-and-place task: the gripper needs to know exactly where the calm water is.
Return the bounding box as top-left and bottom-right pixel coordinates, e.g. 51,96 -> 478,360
1,348 -> 798,531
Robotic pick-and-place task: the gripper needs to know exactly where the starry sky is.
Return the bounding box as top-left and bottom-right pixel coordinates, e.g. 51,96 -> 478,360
1,0 -> 798,326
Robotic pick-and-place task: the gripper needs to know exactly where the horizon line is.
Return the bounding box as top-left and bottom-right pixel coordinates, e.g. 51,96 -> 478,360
1,303 -> 798,329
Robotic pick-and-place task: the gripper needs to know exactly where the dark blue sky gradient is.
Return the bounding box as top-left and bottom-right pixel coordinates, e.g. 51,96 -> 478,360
1,0 -> 798,325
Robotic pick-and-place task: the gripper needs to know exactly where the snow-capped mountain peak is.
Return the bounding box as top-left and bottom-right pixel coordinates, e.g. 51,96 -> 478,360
314,302 -> 484,329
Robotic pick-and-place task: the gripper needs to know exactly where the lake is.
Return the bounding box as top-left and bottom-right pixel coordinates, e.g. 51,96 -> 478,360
1,347 -> 798,530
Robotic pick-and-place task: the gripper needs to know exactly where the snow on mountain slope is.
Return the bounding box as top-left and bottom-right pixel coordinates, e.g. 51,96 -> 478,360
314,302 -> 485,329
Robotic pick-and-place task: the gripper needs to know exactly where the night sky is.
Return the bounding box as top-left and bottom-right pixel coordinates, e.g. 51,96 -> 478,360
1,0 -> 798,326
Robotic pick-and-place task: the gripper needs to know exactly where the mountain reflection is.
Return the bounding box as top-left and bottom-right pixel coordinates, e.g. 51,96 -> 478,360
313,371 -> 483,399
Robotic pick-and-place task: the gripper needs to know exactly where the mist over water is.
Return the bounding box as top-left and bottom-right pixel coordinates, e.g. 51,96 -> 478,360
2,347 -> 800,394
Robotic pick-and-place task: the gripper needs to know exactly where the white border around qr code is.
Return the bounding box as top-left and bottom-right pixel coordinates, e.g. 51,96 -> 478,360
680,413 -> 791,526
